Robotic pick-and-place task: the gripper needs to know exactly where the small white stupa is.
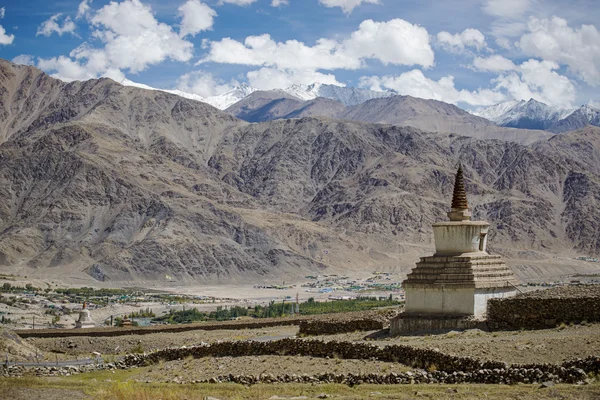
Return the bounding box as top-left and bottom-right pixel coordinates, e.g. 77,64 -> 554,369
391,165 -> 519,334
75,301 -> 95,329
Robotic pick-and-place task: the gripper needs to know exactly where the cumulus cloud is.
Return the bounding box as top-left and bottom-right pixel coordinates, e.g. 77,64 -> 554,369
472,55 -> 517,72
77,0 -> 93,19
38,0 -> 193,81
359,55 -> 578,108
318,0 -> 380,15
0,6 -> 12,45
201,18 -> 434,73
271,0 -> 288,6
247,67 -> 344,89
12,54 -> 35,66
359,70 -> 506,106
218,0 -> 257,5
437,28 -> 488,53
493,59 -> 577,108
482,0 -> 532,19
0,24 -> 14,45
517,16 -> 600,86
176,70 -> 237,97
178,0 -> 217,37
37,14 -> 77,37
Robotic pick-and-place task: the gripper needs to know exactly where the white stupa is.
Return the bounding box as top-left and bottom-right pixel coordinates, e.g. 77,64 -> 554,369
391,165 -> 519,334
75,301 -> 95,329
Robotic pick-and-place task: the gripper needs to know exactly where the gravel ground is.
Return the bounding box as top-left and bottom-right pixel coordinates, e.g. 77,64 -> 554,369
133,355 -> 410,383
315,323 -> 600,364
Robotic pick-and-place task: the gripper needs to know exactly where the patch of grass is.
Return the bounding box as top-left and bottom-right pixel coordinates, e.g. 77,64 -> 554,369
2,376 -> 600,400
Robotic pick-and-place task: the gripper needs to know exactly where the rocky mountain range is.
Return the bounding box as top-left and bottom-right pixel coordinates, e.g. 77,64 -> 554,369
121,78 -> 600,136
475,99 -> 600,133
1,59 -> 599,285
225,92 -> 552,144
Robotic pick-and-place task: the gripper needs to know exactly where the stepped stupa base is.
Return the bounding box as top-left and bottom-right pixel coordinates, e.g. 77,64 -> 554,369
403,253 -> 518,316
390,312 -> 487,336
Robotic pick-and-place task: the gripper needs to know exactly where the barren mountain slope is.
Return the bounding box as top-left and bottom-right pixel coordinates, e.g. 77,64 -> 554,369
209,117 -> 600,256
338,96 -> 553,144
225,90 -> 303,123
0,61 -> 395,283
226,92 -> 553,144
0,59 -> 599,285
284,97 -> 346,119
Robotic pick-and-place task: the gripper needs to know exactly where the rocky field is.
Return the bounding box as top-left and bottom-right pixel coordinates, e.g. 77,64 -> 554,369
26,321 -> 600,365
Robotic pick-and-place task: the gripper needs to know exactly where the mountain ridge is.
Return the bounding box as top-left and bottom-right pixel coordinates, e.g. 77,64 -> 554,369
1,59 -> 600,285
475,99 -> 599,133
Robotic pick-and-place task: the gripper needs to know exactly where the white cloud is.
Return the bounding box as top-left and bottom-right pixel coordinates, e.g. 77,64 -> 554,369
493,59 -> 577,108
77,0 -> 93,19
202,18 -> 434,72
0,7 -> 5,19
247,67 -> 344,89
37,14 -> 77,37
178,0 -> 217,37
318,0 -> 380,15
343,19 -> 434,67
218,0 -> 257,5
0,24 -> 14,45
271,0 -> 288,6
38,0 -> 193,81
359,70 -> 506,107
437,28 -> 488,53
37,55 -> 99,81
517,16 -> 600,86
201,34 -> 360,70
472,55 -> 517,72
12,54 -> 35,66
176,70 -> 236,97
482,0 -> 532,19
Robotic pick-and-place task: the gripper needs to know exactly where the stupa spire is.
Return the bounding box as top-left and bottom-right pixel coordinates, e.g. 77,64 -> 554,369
451,164 -> 469,210
447,164 -> 472,221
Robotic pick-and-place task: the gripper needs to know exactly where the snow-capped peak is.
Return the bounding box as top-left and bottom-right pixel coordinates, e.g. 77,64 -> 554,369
283,83 -> 323,101
119,78 -> 259,110
120,78 -> 206,103
577,104 -> 600,120
474,99 -> 577,130
473,100 -> 519,121
204,84 -> 258,110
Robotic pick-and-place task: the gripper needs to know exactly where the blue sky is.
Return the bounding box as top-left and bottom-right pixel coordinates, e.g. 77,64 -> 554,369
0,0 -> 599,110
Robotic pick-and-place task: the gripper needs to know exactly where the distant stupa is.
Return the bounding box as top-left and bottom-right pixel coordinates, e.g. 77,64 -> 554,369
75,301 -> 95,329
391,165 -> 519,334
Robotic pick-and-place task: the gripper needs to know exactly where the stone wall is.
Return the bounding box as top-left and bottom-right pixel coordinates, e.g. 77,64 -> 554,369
116,338 -> 597,385
3,338 -> 598,385
487,285 -> 600,330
